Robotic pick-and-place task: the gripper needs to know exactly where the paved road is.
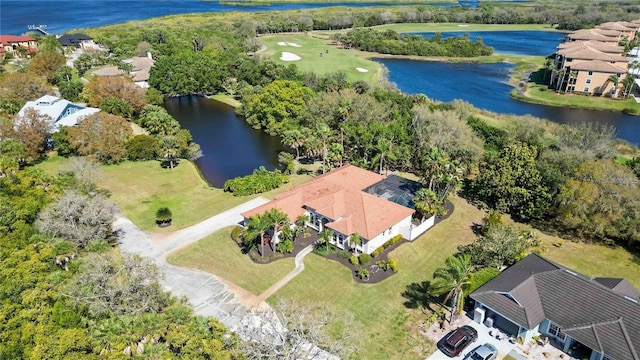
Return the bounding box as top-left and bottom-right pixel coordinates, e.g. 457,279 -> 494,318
114,197 -> 269,329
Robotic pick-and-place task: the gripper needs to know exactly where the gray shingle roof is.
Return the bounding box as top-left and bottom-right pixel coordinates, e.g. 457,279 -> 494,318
470,254 -> 640,360
595,278 -> 640,301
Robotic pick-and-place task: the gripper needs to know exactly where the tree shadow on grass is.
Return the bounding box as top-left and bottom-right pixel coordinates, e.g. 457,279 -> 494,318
402,280 -> 443,313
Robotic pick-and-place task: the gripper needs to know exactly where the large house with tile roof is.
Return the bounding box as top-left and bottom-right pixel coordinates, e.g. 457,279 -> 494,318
0,35 -> 37,58
241,165 -> 433,255
470,254 -> 640,360
551,21 -> 640,97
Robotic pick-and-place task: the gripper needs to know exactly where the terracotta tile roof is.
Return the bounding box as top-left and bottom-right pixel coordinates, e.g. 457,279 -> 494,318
570,60 -> 626,73
241,165 -> 414,240
558,45 -> 628,62
558,40 -> 623,54
597,22 -> 638,32
568,29 -> 618,42
0,35 -> 35,45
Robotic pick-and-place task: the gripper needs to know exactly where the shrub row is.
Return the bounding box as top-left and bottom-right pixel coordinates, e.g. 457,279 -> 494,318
223,166 -> 289,196
371,234 -> 403,258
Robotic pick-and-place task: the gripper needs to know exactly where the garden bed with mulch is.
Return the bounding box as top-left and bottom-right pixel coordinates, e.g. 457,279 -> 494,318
236,228 -> 318,264
313,200 -> 455,284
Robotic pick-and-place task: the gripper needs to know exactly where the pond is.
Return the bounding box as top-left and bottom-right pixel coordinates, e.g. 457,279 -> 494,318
376,58 -> 640,145
164,96 -> 283,188
410,30 -> 566,56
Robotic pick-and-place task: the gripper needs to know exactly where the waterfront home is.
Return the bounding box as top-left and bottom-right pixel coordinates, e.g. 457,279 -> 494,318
0,35 -> 37,58
57,33 -> 96,49
241,165 -> 435,255
551,21 -> 640,98
471,254 -> 640,360
17,95 -> 100,131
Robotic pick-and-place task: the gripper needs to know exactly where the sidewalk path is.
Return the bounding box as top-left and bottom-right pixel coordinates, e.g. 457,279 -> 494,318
114,197 -> 269,329
256,244 -> 314,303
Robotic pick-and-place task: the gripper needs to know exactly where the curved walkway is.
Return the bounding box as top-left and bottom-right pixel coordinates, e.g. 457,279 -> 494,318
257,244 -> 314,303
114,197 -> 269,329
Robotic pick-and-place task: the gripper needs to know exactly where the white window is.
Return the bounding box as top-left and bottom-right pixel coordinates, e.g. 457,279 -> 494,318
588,71 -> 593,76
548,322 -> 566,342
586,79 -> 591,84
584,87 -> 590,92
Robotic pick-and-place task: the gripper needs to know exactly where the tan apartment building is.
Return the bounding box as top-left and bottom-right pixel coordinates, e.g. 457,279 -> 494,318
551,21 -> 637,98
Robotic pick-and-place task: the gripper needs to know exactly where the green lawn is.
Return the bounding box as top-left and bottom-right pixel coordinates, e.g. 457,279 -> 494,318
370,23 -> 563,34
37,154 -> 312,232
167,226 -> 295,295
260,34 -> 383,83
514,84 -> 640,114
271,195 -> 487,360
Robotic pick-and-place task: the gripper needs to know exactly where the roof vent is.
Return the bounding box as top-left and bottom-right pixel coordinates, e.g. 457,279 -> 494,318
624,296 -> 638,303
566,270 -> 578,276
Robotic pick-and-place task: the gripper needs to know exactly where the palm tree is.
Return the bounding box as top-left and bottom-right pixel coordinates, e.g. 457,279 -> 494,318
319,228 -> 333,253
159,135 -> 179,171
622,75 -> 635,98
316,123 -> 333,174
567,70 -> 578,93
372,138 -> 395,175
242,213 -> 271,258
607,74 -> 620,97
349,233 -> 362,255
413,188 -> 446,221
553,68 -> 567,91
543,58 -> 553,82
282,129 -> 305,160
423,147 -> 447,192
429,254 -> 473,322
265,208 -> 290,251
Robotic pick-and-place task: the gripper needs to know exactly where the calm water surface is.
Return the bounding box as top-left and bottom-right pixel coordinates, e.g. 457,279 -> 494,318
164,96 -> 283,188
1,0 -> 458,35
411,30 -> 566,56
377,59 -> 640,145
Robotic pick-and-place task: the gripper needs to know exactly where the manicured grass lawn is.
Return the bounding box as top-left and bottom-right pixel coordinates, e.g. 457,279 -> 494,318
270,195 -> 487,360
514,84 -> 640,114
36,154 -> 312,232
371,23 -> 563,34
167,226 -> 295,295
537,233 -> 640,290
209,93 -> 241,108
260,34 -> 382,83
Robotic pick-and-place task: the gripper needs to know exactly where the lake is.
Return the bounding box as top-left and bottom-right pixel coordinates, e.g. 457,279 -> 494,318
410,30 -> 566,56
1,0 -> 459,35
376,59 -> 640,145
164,96 -> 283,188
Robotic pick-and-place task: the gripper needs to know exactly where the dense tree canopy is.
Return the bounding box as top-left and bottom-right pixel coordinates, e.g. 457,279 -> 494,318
556,160 -> 640,246
243,80 -> 313,136
83,76 -> 147,115
149,51 -> 230,96
337,29 -> 493,57
472,142 -> 551,220
67,112 -> 133,164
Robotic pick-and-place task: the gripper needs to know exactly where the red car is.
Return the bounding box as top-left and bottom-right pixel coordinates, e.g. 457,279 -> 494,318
438,325 -> 478,357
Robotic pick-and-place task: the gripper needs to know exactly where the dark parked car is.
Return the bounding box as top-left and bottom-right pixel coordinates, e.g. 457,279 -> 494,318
438,325 -> 478,357
464,343 -> 498,360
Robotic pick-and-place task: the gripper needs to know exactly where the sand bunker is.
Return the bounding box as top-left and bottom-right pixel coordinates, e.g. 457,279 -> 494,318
356,67 -> 369,73
287,42 -> 302,47
277,41 -> 287,46
280,52 -> 301,61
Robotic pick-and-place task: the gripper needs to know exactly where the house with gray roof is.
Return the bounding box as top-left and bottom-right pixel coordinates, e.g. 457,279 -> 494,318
470,254 -> 640,360
17,95 -> 100,131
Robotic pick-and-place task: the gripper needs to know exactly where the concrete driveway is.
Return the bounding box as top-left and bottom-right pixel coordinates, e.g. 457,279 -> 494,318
114,197 -> 269,329
427,319 -> 516,360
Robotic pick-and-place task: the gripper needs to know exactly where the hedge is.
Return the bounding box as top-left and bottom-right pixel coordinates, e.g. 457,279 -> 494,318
223,166 -> 289,196
371,234 -> 403,258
